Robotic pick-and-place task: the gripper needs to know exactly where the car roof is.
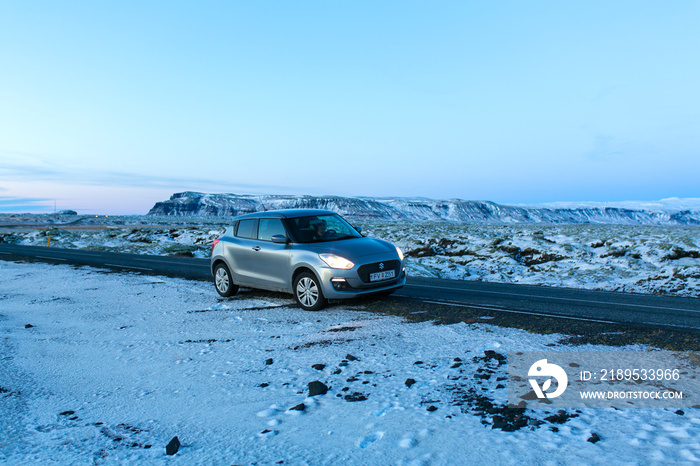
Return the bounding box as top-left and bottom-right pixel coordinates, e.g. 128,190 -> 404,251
233,209 -> 336,220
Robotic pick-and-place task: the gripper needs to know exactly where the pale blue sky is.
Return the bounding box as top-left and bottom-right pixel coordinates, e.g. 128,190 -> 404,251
1,1 -> 699,214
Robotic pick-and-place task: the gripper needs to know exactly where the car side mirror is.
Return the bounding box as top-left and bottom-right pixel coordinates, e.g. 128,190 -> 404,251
354,226 -> 362,234
271,234 -> 289,244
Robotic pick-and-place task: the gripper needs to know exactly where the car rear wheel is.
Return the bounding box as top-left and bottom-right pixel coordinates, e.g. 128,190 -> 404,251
294,272 -> 327,311
214,263 -> 239,297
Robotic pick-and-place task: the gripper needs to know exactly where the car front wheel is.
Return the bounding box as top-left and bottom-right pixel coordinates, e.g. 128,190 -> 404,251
294,272 -> 327,311
214,263 -> 239,297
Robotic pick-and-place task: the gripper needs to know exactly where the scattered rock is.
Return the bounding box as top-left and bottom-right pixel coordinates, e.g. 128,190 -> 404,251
483,350 -> 506,363
258,383 -> 269,388
165,436 -> 180,455
308,381 -> 329,397
345,354 -> 358,361
290,403 -> 306,412
544,410 -> 578,424
426,406 -> 438,412
331,369 -> 342,374
265,358 -> 274,365
405,378 -> 416,388
675,410 -> 685,416
59,410 -> 75,416
587,433 -> 601,444
413,360 -> 423,365
312,364 -> 326,371
24,324 -> 33,329
344,392 -> 368,402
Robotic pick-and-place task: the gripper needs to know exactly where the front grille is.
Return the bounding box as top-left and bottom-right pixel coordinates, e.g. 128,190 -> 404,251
357,260 -> 401,284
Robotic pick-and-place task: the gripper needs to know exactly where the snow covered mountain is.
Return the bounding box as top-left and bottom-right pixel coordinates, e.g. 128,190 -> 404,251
147,192 -> 700,225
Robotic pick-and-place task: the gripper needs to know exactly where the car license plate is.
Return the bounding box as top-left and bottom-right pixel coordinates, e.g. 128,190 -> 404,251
369,269 -> 395,282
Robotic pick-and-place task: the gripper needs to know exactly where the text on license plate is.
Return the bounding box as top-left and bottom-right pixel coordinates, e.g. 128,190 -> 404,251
369,269 -> 395,282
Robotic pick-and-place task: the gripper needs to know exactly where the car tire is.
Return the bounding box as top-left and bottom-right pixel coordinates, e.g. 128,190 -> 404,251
294,272 -> 327,311
214,263 -> 239,297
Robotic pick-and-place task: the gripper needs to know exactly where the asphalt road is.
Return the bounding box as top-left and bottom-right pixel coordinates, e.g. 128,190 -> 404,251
1,244 -> 699,333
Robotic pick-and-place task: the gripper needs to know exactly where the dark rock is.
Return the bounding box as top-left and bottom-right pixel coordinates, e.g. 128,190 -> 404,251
346,377 -> 359,382
312,364 -> 326,370
545,410 -> 578,424
426,405 -> 438,412
587,433 -> 601,444
59,410 -> 75,416
675,410 -> 685,416
331,369 -> 342,374
344,392 -> 368,402
265,358 -> 273,365
258,383 -> 269,388
290,403 -> 306,412
345,354 -> 358,361
496,384 -> 505,390
165,436 -> 180,455
450,363 -> 462,369
308,381 -> 329,396
413,360 -> 423,365
491,419 -> 506,429
405,378 -> 416,388
24,324 -> 33,329
483,350 -> 505,362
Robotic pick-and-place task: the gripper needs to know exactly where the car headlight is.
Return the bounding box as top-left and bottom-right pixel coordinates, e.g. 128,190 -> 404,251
319,254 -> 355,270
396,247 -> 404,261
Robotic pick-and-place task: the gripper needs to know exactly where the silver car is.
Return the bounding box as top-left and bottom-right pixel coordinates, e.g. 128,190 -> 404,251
210,209 -> 406,310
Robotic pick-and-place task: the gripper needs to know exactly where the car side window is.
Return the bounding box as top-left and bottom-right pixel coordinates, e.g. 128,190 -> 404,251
236,219 -> 257,239
258,218 -> 286,242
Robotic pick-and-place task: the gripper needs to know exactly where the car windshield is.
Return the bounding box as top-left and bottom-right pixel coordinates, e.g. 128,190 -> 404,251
286,214 -> 362,243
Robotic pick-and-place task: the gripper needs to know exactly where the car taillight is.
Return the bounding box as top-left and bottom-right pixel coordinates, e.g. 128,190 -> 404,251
212,238 -> 220,251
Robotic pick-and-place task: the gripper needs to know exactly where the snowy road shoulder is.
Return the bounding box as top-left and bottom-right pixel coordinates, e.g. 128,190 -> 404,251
0,261 -> 698,464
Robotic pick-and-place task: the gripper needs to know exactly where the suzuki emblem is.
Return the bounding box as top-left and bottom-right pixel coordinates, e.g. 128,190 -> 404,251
379,262 -> 385,270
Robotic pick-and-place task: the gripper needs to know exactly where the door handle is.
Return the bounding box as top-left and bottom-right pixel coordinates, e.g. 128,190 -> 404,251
252,246 -> 261,251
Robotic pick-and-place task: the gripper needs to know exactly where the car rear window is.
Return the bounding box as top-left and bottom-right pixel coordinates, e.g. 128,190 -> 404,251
236,219 -> 257,239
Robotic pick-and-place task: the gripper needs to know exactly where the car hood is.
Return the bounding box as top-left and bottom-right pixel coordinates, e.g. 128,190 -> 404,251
305,237 -> 397,260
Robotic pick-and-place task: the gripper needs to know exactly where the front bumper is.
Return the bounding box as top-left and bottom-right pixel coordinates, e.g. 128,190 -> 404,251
317,264 -> 407,300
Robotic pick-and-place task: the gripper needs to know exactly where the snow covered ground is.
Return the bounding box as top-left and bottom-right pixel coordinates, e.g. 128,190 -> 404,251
1,261 -> 699,464
2,217 -> 698,298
